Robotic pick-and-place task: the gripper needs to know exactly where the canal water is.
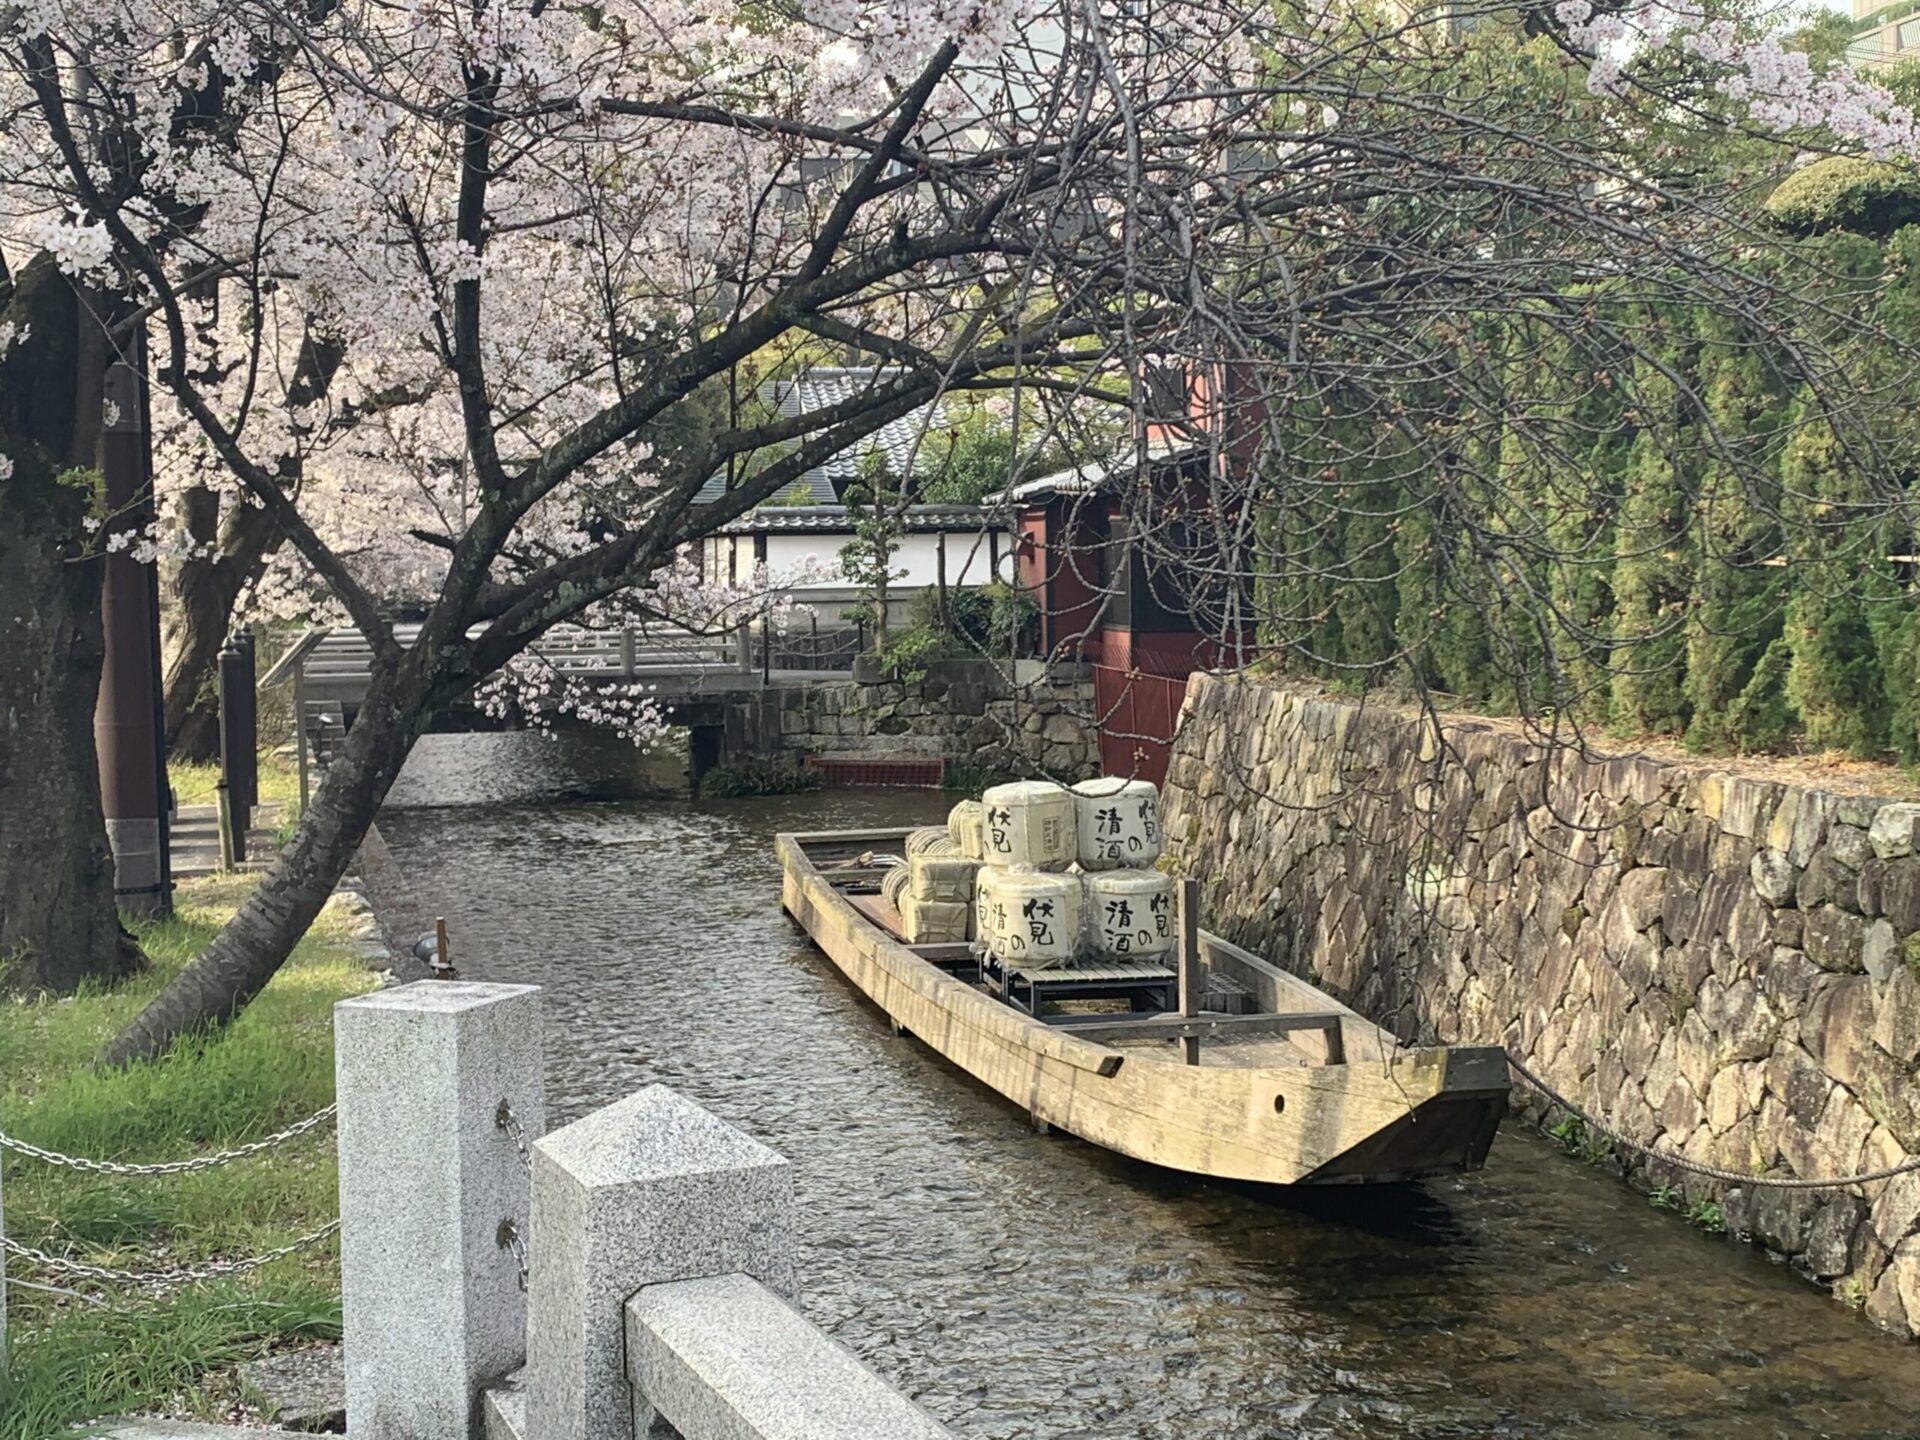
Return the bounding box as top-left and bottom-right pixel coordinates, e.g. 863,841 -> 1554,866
372,733 -> 1920,1440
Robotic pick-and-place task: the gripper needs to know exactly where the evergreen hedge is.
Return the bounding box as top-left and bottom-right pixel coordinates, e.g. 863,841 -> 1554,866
1255,227 -> 1920,764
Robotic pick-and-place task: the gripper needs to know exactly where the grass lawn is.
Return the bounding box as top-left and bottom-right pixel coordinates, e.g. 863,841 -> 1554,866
0,870 -> 378,1438
170,748 -> 307,852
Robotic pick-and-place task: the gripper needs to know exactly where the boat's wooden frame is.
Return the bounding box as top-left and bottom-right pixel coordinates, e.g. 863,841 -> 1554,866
780,828 -> 1509,1185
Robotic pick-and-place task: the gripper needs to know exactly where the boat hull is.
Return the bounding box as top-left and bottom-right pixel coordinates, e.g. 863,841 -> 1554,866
778,831 -> 1508,1186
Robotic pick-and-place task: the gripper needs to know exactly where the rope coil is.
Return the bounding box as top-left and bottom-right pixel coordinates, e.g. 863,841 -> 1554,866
1506,1053 -> 1920,1191
0,1104 -> 336,1176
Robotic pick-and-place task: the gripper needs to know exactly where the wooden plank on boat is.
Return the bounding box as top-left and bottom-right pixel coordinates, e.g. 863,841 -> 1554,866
1009,960 -> 1174,984
1198,931 -> 1393,1066
1176,879 -> 1201,1066
1045,1011 -> 1351,1043
907,942 -> 976,964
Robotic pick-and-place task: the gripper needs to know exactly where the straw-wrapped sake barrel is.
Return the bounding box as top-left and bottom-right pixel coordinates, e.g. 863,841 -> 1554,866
979,781 -> 1076,870
1070,777 -> 1163,871
1082,869 -> 1176,961
975,867 -> 1081,969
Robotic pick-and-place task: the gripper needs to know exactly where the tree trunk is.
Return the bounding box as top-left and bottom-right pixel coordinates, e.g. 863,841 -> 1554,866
0,254 -> 144,994
101,660 -> 430,1065
163,494 -> 280,761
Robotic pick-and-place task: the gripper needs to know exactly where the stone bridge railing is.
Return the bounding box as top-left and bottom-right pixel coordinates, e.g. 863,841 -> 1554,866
336,982 -> 953,1440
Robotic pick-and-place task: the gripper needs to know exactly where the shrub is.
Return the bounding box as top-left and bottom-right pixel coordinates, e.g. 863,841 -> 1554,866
1764,158 -> 1920,237
697,759 -> 823,799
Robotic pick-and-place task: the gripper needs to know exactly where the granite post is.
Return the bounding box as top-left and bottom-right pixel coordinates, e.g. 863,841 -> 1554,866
334,981 -> 545,1440
524,1085 -> 795,1440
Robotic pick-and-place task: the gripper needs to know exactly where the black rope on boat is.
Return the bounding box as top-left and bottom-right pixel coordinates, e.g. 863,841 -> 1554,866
1505,1053 -> 1920,1191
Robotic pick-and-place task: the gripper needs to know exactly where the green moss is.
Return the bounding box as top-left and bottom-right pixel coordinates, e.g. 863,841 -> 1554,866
696,759 -> 823,799
941,759 -> 1009,792
1560,904 -> 1586,941
1903,931 -> 1920,978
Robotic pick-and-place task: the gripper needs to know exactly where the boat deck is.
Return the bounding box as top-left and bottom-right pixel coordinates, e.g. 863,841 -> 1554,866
849,888 -> 1334,1069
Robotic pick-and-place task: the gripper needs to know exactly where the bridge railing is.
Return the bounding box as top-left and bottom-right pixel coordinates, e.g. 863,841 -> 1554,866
297,622 -> 752,686
333,982 -> 954,1440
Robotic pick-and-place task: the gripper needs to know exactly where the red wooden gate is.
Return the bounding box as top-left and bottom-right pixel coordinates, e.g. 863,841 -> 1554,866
1091,666 -> 1189,786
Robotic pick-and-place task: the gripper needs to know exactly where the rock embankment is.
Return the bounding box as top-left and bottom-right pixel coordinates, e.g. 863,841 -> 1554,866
773,661 -> 1098,780
1163,672 -> 1920,1336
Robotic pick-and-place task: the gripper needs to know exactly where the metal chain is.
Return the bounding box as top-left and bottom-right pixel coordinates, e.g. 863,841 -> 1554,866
0,1104 -> 336,1177
0,1220 -> 341,1293
495,1099 -> 532,1173
497,1217 -> 529,1292
1507,1053 -> 1920,1191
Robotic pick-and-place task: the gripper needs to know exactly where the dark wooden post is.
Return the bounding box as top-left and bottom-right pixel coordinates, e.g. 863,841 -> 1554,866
96,354 -> 171,917
1177,878 -> 1201,1066
936,531 -> 949,633
217,636 -> 253,861
233,628 -> 259,814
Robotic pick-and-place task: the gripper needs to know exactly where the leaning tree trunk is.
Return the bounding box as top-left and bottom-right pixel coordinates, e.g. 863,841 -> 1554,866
163,492 -> 280,761
101,660 -> 431,1065
0,254 -> 143,994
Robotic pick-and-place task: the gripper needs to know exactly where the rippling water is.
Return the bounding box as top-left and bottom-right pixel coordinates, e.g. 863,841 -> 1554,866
370,732 -> 1920,1440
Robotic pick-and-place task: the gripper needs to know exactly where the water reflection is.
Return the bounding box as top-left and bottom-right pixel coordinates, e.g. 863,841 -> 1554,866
370,733 -> 1920,1440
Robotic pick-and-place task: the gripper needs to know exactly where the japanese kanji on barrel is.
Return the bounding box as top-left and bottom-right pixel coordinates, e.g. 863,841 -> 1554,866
1070,777 -> 1162,871
1083,869 -> 1176,960
974,868 -> 1080,969
978,781 -> 1076,870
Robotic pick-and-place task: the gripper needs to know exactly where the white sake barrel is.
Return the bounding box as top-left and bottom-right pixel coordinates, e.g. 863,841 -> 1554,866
908,851 -> 977,903
906,826 -> 951,856
947,800 -> 987,861
881,864 -> 911,911
901,893 -> 971,944
975,868 -> 1081,969
979,781 -> 1077,870
1083,869 -> 1176,961
1071,777 -> 1164,870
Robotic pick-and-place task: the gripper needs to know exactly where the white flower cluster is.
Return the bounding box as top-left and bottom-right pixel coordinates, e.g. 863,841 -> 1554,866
472,655 -> 670,748
1558,0 -> 1919,157
23,207 -> 115,278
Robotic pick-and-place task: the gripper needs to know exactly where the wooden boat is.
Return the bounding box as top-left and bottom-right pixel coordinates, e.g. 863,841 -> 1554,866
778,827 -> 1509,1186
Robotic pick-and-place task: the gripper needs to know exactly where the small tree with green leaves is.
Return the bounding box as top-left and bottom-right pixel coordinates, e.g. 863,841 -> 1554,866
840,449 -> 908,650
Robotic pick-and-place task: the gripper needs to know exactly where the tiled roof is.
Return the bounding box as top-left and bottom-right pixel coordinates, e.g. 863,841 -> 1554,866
716,504 -> 992,534
695,366 -> 950,507
983,439 -> 1197,507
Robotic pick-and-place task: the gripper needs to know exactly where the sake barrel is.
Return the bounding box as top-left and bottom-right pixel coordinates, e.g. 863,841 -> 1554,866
979,781 -> 1077,870
901,893 -> 971,944
908,850 -> 978,903
881,864 -> 912,911
1083,869 -> 1176,962
1071,777 -> 1164,870
947,800 -> 987,861
975,867 -> 1081,969
906,826 -> 952,856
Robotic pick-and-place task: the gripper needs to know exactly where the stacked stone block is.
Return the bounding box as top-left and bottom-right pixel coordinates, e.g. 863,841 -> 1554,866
773,662 -> 1098,779
1162,672 -> 1920,1337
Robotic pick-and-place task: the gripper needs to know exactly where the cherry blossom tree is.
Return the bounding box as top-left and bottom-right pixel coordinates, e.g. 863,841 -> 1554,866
3,0 -> 1915,1049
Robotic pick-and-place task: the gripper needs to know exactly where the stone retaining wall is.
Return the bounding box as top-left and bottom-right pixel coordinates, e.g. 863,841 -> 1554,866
770,662 -> 1098,780
1162,672 -> 1920,1336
